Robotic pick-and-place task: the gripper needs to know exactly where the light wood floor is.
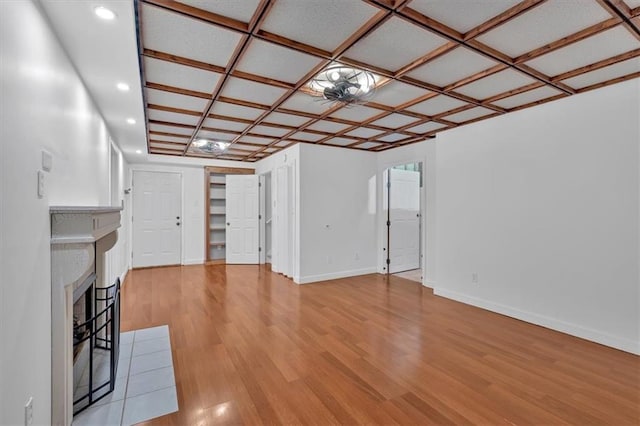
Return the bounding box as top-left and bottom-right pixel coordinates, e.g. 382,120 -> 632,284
121,264 -> 639,425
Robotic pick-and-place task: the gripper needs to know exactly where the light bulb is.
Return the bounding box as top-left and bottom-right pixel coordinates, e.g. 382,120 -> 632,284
94,6 -> 116,20
330,71 -> 340,81
193,139 -> 209,147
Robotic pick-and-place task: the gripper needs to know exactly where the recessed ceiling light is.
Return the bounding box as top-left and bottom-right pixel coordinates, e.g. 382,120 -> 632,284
135,149 -> 142,154
192,138 -> 209,147
126,118 -> 136,124
116,82 -> 129,92
94,6 -> 116,20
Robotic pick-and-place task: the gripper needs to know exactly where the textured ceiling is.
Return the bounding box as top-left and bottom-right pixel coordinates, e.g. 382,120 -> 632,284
136,0 -> 640,162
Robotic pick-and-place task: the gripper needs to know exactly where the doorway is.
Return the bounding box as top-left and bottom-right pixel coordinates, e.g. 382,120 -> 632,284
259,172 -> 273,265
132,171 -> 182,268
384,162 -> 423,282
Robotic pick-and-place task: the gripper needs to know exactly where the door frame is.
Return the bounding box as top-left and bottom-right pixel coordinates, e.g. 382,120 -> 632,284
379,160 -> 426,279
131,169 -> 183,268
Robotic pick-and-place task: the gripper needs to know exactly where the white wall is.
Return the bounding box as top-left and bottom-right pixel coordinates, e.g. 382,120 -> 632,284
296,144 -> 378,283
0,1 -> 130,424
378,140 -> 437,286
434,79 -> 639,354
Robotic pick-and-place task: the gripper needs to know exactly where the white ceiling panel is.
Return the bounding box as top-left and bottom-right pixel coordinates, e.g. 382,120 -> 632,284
525,27 -> 640,77
407,95 -> 468,116
409,0 -> 521,33
149,123 -> 194,135
407,47 -> 499,87
263,147 -> 279,153
144,57 -> 220,94
324,137 -> 355,146
370,113 -> 420,128
292,132 -> 325,142
275,140 -> 295,147
141,4 -> 242,66
329,105 -> 383,122
176,0 -> 260,23
373,81 -> 431,106
377,133 -> 408,142
357,142 -> 384,149
150,142 -> 185,150
261,0 -> 379,52
492,86 -> 564,109
211,101 -> 265,120
562,58 -> 640,89
195,130 -> 236,142
148,133 -> 190,143
238,135 -> 275,145
233,143 -> 262,151
148,109 -> 200,126
236,39 -> 322,84
345,17 -> 448,72
262,112 -> 310,127
477,0 -> 612,58
146,88 -> 208,112
202,118 -> 248,132
624,0 -> 640,6
456,69 -> 536,100
442,106 -> 496,123
250,125 -> 291,137
221,77 -> 288,105
307,120 -> 351,133
406,121 -> 448,133
280,93 -> 334,114
345,127 -> 384,138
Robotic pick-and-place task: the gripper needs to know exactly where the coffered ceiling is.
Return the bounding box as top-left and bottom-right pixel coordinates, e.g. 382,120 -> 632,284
46,1 -> 640,162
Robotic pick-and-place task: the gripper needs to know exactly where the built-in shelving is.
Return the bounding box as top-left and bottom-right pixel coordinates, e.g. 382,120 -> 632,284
204,166 -> 255,263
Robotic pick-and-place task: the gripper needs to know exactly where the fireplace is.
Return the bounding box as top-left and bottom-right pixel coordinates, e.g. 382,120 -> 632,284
50,206 -> 122,426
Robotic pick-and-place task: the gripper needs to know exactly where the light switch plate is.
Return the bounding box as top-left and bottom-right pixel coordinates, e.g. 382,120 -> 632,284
37,171 -> 45,198
42,150 -> 52,172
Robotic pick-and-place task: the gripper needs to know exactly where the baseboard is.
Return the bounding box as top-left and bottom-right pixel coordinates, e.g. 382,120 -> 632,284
296,267 -> 378,284
423,280 -> 435,289
182,258 -> 204,265
434,288 -> 640,355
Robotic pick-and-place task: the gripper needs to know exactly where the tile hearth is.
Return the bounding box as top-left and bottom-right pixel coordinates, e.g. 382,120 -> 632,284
72,325 -> 178,426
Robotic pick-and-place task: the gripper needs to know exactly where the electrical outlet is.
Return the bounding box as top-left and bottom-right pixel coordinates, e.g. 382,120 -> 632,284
25,397 -> 33,426
471,272 -> 478,284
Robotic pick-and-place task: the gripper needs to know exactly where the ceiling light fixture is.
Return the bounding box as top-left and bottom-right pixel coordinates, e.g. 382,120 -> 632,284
116,82 -> 129,92
191,139 -> 230,155
94,6 -> 116,20
126,118 -> 136,124
307,65 -> 379,105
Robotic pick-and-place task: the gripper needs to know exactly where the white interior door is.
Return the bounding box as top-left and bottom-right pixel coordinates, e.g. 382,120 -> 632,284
226,175 -> 259,264
389,168 -> 420,273
132,171 -> 181,268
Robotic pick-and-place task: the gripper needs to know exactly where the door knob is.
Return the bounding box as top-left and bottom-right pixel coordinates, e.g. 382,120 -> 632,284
176,216 -> 180,219
176,222 -> 181,226
226,222 -> 230,226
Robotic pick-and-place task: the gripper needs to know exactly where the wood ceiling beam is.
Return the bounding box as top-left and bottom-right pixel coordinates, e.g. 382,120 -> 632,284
513,17 -> 622,64
142,0 -> 247,32
182,0 -> 275,155
393,41 -> 458,78
463,0 -> 547,40
551,48 -> 640,82
142,49 -> 226,74
149,140 -> 187,147
575,70 -> 640,93
598,0 -> 640,40
147,103 -> 202,117
145,82 -> 211,99
482,81 -> 546,104
148,119 -> 195,129
148,130 -> 190,139
442,63 -> 508,92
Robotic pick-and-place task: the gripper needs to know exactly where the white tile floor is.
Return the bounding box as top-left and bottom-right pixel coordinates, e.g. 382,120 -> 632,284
73,325 -> 179,426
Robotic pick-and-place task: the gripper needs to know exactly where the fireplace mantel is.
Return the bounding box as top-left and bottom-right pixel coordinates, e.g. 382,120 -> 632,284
51,206 -> 122,244
50,206 -> 122,426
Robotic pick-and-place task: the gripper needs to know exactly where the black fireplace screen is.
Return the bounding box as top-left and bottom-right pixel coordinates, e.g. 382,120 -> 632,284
72,277 -> 121,415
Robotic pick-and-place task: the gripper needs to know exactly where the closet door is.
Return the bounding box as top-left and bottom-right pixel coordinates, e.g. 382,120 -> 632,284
226,175 -> 259,264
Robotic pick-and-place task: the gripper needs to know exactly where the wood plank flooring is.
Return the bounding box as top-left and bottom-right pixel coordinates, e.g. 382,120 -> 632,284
121,264 -> 640,425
